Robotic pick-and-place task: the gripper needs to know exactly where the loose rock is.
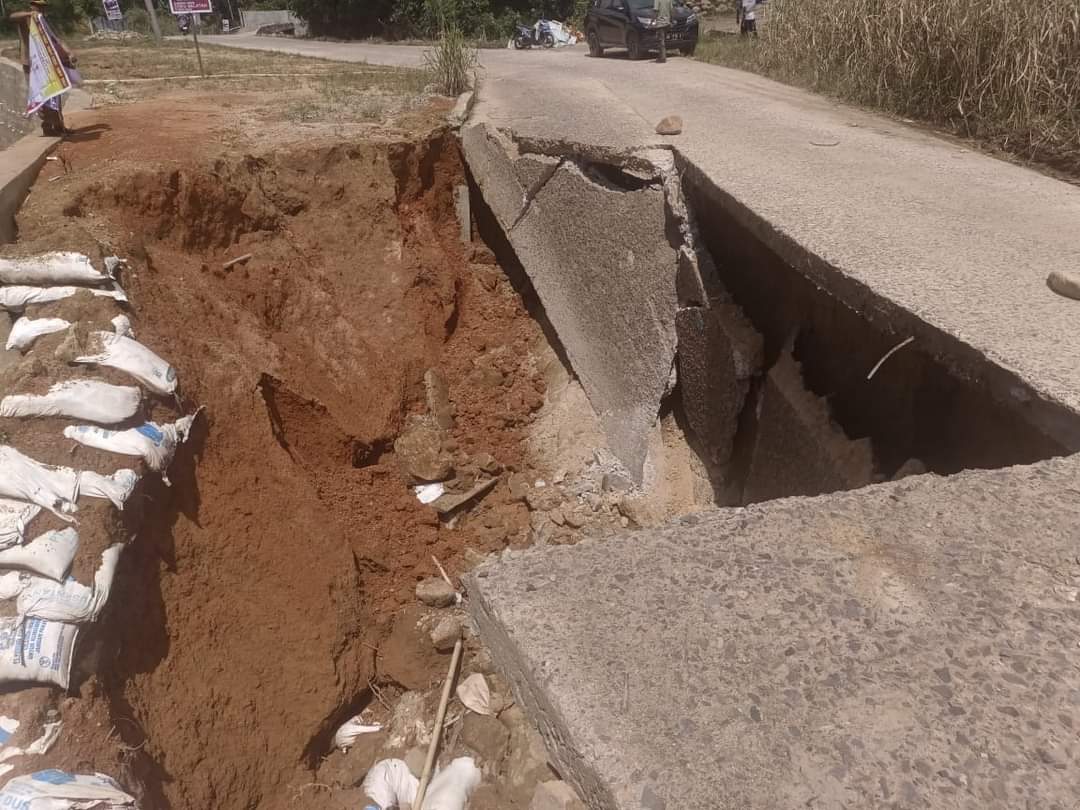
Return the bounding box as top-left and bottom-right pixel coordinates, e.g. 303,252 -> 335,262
474,452 -> 502,475
530,780 -> 587,810
395,417 -> 453,482
548,507 -> 565,526
381,606 -> 447,691
655,114 -> 683,135
430,615 -> 463,652
416,577 -> 457,607
507,472 -> 530,501
1047,270 -> 1080,301
424,369 -> 455,430
502,706 -> 557,803
460,712 -> 511,766
563,509 -> 586,529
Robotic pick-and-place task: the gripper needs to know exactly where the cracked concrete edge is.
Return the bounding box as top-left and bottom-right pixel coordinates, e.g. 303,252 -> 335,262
447,88 -> 476,128
0,132 -> 59,244
674,152 -> 1080,453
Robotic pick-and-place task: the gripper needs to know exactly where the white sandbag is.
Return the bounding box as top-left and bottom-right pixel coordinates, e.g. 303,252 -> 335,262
0,499 -> 41,550
0,617 -> 78,688
74,332 -> 177,395
0,252 -> 111,285
0,528 -> 79,582
0,572 -> 23,601
362,757 -> 481,810
423,758 -> 482,810
110,314 -> 133,338
5,317 -> 70,351
1,380 -> 141,423
0,285 -> 127,311
333,717 -> 382,752
0,770 -> 135,809
15,544 -> 122,623
0,447 -> 139,519
64,411 -> 199,484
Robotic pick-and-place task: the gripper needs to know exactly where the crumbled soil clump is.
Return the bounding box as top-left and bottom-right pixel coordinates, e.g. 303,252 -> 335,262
4,96 -> 549,810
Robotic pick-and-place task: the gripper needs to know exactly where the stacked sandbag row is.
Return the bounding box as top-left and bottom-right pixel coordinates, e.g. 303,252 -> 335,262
0,251 -> 200,808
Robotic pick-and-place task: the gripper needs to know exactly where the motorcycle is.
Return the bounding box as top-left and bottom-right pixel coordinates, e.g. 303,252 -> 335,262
513,19 -> 555,49
177,14 -> 191,34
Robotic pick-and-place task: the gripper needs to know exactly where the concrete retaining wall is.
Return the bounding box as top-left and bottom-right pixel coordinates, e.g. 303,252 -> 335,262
0,59 -> 35,150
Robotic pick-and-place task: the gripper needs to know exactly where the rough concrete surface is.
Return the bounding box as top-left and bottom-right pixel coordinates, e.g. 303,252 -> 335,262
675,302 -> 762,465
469,456 -> 1080,810
464,123 -> 681,480
744,351 -> 874,503
204,35 -> 1080,449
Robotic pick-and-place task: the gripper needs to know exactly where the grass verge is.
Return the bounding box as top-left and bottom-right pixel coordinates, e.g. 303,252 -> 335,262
696,0 -> 1080,178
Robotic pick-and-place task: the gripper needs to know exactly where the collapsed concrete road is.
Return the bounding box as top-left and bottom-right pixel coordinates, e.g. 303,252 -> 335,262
468,457 -> 1080,809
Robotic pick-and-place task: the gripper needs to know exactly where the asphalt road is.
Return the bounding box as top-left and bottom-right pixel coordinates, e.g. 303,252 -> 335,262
203,32 -> 1080,441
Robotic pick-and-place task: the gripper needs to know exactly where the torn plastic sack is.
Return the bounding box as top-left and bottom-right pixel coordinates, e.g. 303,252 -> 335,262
74,332 -> 177,395
0,720 -> 62,778
362,757 -> 481,810
0,252 -> 113,285
0,617 -> 78,688
1,380 -> 141,424
0,770 -> 135,809
8,544 -> 122,623
0,447 -> 139,519
5,317 -> 70,351
0,285 -> 127,311
0,528 -> 79,581
456,673 -> 494,716
333,717 -> 382,751
0,498 -> 40,549
110,314 -> 133,338
63,411 -> 200,484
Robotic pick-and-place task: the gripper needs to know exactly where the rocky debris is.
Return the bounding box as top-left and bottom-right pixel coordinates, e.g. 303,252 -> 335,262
384,692 -> 427,750
380,606 -> 448,691
530,780 -> 587,810
395,416 -> 453,482
424,369 -> 455,430
525,486 -> 562,512
1047,270 -> 1080,300
431,477 -> 498,516
474,452 -> 502,475
655,115 -> 684,136
601,471 -> 633,493
547,507 -> 565,526
507,472 -> 530,502
743,351 -> 875,503
562,509 -> 586,529
430,616 -> 463,652
676,303 -> 763,465
892,458 -> 928,480
317,730 -> 387,788
460,712 -> 511,767
502,705 -> 558,804
416,578 -> 458,608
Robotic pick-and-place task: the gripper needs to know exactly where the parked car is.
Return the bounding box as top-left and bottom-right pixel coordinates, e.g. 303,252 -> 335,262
585,0 -> 699,59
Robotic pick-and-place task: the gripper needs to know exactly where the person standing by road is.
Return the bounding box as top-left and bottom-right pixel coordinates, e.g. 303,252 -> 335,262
654,0 -> 673,62
740,0 -> 760,36
9,0 -> 77,136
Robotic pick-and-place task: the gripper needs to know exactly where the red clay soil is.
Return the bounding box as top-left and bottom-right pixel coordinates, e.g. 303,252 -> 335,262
7,98 -> 545,810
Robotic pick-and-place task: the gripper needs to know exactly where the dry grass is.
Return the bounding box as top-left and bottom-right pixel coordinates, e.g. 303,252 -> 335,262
424,26 -> 478,96
697,0 -> 1080,176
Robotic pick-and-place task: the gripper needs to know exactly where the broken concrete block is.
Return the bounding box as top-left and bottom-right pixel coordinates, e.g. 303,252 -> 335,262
743,351 -> 874,503
430,615 -> 463,651
416,578 -> 457,608
676,303 -> 763,465
460,711 -> 511,766
530,780 -> 586,810
395,416 -> 452,482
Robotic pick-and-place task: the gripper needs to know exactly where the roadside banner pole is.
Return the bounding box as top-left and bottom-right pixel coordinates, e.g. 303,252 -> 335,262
170,0 -> 212,77
142,0 -> 162,40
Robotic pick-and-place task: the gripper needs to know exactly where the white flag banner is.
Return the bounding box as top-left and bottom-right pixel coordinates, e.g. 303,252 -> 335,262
25,13 -> 71,116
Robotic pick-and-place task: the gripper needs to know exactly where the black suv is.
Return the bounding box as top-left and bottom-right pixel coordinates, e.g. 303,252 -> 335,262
585,0 -> 700,59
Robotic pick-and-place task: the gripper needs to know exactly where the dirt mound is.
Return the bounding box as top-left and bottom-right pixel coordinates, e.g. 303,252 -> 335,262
11,126 -> 547,809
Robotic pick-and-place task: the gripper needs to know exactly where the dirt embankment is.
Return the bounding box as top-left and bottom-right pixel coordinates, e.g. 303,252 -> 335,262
8,100 -> 548,809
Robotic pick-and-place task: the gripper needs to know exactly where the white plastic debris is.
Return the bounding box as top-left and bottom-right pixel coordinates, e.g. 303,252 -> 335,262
110,314 -> 133,338
1,380 -> 141,424
0,717 -> 17,743
75,332 -> 177,395
0,252 -> 113,285
5,317 -> 70,351
0,617 -> 79,687
63,411 -> 200,484
0,446 -> 139,520
0,528 -> 79,582
0,498 -> 41,549
414,482 -> 445,505
8,544 -> 122,623
0,770 -> 136,809
333,716 -> 383,752
362,757 -> 480,810
455,673 -> 494,716
0,718 -> 62,777
0,285 -> 127,310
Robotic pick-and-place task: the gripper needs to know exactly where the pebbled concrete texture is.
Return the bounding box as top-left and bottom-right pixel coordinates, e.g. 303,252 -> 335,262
469,456 -> 1080,810
463,123 -> 683,480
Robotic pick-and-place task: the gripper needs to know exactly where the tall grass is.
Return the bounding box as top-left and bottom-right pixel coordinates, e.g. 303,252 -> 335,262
424,24 -> 478,96
712,0 -> 1080,173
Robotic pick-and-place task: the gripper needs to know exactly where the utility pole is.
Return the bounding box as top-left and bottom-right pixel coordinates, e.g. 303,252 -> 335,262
142,0 -> 162,40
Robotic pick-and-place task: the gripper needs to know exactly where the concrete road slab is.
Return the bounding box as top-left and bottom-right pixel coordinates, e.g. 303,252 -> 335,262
468,457 -> 1080,810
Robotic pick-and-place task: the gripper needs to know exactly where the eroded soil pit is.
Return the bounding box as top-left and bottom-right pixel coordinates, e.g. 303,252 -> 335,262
0,97 -> 602,809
